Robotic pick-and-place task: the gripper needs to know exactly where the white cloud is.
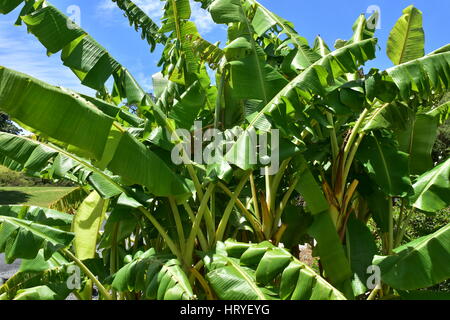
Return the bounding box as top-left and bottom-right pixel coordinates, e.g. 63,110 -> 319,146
191,1 -> 216,34
135,72 -> 154,92
98,0 -> 164,23
98,1 -> 117,11
97,0 -> 216,34
0,20 -> 94,95
133,0 -> 165,20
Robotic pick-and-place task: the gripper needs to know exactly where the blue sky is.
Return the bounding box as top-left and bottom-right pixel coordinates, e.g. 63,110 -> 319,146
0,0 -> 449,96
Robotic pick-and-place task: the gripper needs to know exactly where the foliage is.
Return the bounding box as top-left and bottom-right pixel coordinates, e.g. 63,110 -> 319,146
0,165 -> 75,188
433,93 -> 450,164
0,0 -> 448,300
0,112 -> 21,135
405,208 -> 450,293
433,122 -> 450,164
406,209 -> 450,241
204,241 -> 346,300
0,166 -> 33,187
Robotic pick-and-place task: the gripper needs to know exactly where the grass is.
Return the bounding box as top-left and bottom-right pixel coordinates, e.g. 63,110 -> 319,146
0,186 -> 77,207
0,165 -> 34,187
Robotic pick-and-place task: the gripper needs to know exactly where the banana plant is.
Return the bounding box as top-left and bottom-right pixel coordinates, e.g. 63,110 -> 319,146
0,0 -> 448,300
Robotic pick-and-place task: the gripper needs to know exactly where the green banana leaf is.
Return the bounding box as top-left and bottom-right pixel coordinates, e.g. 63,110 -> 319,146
0,1 -> 148,105
0,250 -> 73,300
112,249 -> 195,300
169,80 -> 206,129
0,132 -> 121,198
191,36 -> 226,69
386,51 -> 450,100
308,212 -> 353,286
293,155 -> 329,215
374,223 -> 450,290
410,158 -> 450,212
335,13 -> 377,49
73,191 -> 106,260
387,5 -> 424,65
98,194 -> 140,250
362,102 -> 412,132
357,133 -> 413,197
13,285 -> 59,300
210,0 -> 288,103
398,114 -> 438,175
112,0 -> 168,51
206,256 -> 274,300
249,0 -> 319,70
205,241 -> 346,300
49,187 -> 89,213
0,0 -> 24,14
398,290 -> 450,300
73,189 -> 106,300
0,205 -> 72,228
0,206 -> 74,263
0,67 -> 190,196
313,36 -> 331,57
346,216 -> 378,296
226,39 -> 377,170
396,102 -> 449,176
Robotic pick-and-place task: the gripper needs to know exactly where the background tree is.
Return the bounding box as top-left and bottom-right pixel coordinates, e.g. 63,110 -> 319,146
433,93 -> 450,164
0,112 -> 21,134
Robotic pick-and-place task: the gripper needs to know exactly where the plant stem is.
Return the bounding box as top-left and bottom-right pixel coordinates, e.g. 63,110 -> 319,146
150,104 -> 205,201
63,249 -> 113,300
110,222 -> 119,300
249,172 -> 261,222
367,283 -> 382,300
388,198 -> 394,254
203,199 -> 216,246
343,108 -> 369,165
343,132 -> 365,183
216,173 -> 251,241
50,133 -> 185,261
214,72 -> 225,129
217,182 -> 264,241
270,158 -> 291,214
396,198 -> 405,232
161,120 -> 219,239
395,207 -> 415,248
183,202 -> 208,251
265,166 -> 272,215
272,176 -> 300,235
326,112 -> 339,162
190,267 -> 215,300
138,207 -> 182,260
189,259 -> 205,284
211,191 -> 216,230
273,224 -> 287,245
169,196 -> 185,253
185,184 -> 216,267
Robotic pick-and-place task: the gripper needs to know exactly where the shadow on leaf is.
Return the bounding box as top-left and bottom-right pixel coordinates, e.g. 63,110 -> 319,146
0,190 -> 31,205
